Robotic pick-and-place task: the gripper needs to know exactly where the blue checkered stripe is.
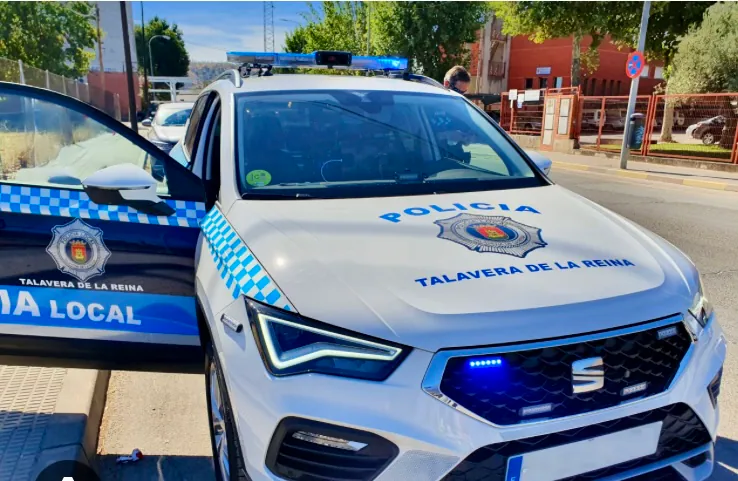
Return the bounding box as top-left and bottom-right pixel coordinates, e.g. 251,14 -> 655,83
0,184 -> 206,227
201,207 -> 294,311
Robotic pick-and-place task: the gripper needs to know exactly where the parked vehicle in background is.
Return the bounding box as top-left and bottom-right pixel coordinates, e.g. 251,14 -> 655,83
142,102 -> 194,153
686,115 -> 726,145
136,102 -> 159,122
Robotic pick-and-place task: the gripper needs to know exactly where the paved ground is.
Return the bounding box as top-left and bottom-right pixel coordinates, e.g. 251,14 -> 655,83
96,168 -> 738,480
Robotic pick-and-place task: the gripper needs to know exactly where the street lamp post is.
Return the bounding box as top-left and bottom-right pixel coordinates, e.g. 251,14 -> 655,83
148,34 -> 171,76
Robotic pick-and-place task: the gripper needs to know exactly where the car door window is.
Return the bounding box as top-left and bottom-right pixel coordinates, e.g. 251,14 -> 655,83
183,95 -> 210,157
0,93 -> 169,195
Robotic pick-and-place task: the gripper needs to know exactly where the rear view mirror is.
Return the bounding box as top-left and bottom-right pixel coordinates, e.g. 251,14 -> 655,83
82,164 -> 174,216
525,150 -> 552,175
142,118 -> 152,127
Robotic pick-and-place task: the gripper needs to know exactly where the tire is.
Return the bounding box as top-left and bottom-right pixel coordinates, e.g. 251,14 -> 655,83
702,132 -> 715,145
205,341 -> 250,481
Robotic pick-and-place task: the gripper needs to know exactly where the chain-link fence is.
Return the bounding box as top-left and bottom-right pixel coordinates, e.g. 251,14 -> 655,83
644,94 -> 738,162
0,57 -> 121,121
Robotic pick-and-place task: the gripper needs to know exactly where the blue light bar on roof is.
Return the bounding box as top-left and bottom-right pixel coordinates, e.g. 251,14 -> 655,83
226,51 -> 408,71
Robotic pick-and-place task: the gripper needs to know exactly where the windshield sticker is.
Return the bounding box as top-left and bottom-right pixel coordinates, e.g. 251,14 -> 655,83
46,219 -> 110,282
436,214 -> 546,257
246,169 -> 272,187
414,259 -> 636,287
379,202 -> 539,223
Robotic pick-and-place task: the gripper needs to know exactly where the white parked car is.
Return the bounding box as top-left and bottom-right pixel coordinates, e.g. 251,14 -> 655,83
0,50 -> 725,481
143,101 -> 194,152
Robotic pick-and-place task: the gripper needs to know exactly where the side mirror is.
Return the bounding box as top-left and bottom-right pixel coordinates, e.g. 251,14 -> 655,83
142,118 -> 152,127
82,164 -> 175,216
525,150 -> 552,175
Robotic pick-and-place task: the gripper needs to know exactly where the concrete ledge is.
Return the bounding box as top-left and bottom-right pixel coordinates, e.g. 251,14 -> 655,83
552,161 -> 738,192
30,369 -> 110,478
573,149 -> 738,173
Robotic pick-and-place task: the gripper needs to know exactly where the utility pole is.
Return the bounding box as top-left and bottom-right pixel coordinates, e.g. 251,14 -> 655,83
120,1 -> 138,132
140,1 -> 148,108
263,1 -> 275,51
619,1 -> 651,169
95,3 -> 105,94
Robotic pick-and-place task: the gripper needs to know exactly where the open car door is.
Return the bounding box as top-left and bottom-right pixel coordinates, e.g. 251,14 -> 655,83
0,82 -> 207,373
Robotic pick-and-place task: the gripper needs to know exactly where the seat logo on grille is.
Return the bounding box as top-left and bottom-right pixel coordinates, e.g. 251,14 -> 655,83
572,357 -> 605,393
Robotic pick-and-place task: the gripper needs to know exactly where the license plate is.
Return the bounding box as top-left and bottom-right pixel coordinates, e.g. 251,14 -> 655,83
505,421 -> 663,481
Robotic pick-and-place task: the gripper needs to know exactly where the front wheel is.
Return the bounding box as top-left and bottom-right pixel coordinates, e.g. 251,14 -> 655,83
702,132 -> 716,145
206,341 -> 249,481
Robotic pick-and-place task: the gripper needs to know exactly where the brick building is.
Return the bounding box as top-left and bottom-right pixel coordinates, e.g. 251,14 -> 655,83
468,18 -> 665,96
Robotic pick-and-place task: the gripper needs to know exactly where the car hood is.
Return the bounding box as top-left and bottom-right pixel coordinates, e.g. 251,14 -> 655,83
226,186 -> 696,351
151,124 -> 185,143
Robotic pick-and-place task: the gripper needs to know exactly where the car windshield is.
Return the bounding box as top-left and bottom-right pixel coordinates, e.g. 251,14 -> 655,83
235,90 -> 545,199
155,108 -> 192,126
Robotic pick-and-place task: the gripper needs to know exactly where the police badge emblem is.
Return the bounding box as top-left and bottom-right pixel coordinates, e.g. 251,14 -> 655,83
46,219 -> 111,282
435,213 -> 546,258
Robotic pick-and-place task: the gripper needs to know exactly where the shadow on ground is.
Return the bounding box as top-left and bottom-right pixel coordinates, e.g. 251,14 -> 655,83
714,437 -> 738,480
97,454 -> 214,481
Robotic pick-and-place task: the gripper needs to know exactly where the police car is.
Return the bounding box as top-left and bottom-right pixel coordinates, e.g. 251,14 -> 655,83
0,50 -> 725,481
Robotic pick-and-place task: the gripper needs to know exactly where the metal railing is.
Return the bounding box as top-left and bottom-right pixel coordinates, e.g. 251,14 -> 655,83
0,57 -> 121,121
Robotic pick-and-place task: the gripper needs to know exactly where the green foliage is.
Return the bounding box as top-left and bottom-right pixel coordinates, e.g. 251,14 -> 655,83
494,1 -> 712,85
283,1 -> 490,82
609,1 -> 713,67
135,16 -> 189,76
0,1 -> 97,77
372,2 -> 491,81
668,2 -> 738,94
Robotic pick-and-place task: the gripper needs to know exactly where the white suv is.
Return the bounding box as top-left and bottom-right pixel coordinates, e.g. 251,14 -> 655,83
0,51 -> 725,481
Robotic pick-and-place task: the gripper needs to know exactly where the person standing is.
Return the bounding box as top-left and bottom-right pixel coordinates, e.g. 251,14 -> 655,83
443,66 -> 471,94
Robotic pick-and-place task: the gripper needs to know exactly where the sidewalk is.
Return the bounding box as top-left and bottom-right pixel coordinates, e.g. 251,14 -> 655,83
541,150 -> 738,192
0,366 -> 109,480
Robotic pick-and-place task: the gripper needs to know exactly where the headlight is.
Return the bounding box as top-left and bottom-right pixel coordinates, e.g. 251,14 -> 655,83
685,275 -> 713,339
247,301 -> 409,381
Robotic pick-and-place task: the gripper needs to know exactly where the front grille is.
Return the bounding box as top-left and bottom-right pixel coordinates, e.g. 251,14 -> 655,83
266,417 -> 398,481
439,321 -> 692,425
443,403 -> 710,481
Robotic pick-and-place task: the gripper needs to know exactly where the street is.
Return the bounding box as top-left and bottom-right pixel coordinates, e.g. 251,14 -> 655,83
96,169 -> 738,481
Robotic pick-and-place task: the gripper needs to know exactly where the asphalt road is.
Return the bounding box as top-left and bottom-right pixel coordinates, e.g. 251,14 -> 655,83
96,169 -> 738,480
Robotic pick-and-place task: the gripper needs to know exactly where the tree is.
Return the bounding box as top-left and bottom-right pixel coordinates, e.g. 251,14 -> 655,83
284,2 -> 369,54
608,2 -> 714,142
494,2 -> 618,87
371,2 -> 491,81
667,2 -> 738,149
135,16 -> 189,77
0,1 -> 98,78
284,1 -> 490,82
494,1 -> 711,91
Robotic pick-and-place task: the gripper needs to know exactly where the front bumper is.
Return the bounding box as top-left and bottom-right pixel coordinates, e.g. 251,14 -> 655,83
216,310 -> 726,481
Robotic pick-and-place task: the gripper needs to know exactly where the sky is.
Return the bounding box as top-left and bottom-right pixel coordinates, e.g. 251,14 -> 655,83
134,1 -> 310,62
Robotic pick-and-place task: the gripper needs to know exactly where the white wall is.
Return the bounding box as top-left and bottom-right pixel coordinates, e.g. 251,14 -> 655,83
87,1 -> 138,74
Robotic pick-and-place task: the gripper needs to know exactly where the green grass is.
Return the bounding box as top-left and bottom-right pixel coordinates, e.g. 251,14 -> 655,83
594,142 -> 732,160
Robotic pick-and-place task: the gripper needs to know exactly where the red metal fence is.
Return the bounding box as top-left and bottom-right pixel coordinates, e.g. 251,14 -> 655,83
643,93 -> 738,163
497,89 -> 738,164
578,95 -> 651,153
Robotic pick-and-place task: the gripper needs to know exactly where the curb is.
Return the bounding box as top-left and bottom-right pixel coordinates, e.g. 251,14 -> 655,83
552,161 -> 738,193
30,369 -> 110,479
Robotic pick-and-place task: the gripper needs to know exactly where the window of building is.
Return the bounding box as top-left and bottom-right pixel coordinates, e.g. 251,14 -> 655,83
617,80 -> 622,95
581,78 -> 588,95
538,77 -> 548,89
590,79 -> 597,96
609,80 -> 615,96
654,67 -> 664,79
555,77 -> 564,89
525,78 -> 534,89
640,65 -> 650,78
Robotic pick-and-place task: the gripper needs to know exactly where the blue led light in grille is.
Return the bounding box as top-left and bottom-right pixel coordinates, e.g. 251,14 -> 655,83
468,357 -> 503,368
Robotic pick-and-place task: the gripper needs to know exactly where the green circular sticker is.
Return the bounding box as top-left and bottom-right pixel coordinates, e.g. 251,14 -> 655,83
246,170 -> 272,187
